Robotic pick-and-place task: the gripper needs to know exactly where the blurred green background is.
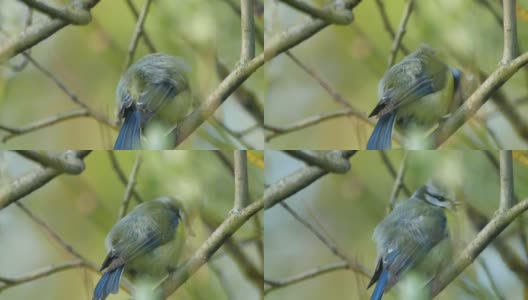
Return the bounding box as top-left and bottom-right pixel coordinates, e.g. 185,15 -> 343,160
265,0 -> 528,149
0,150 -> 264,300
264,150 -> 528,299
0,0 -> 264,149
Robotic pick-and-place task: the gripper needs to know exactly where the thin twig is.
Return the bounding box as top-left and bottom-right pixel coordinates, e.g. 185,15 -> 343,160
22,53 -> 115,127
124,0 -> 153,69
0,260 -> 91,292
378,151 -> 411,196
388,0 -> 414,67
265,109 -> 367,141
374,0 -> 409,55
264,261 -> 349,294
279,201 -> 370,277
107,152 -> 143,203
118,152 -> 142,219
0,108 -> 89,142
124,0 -> 156,52
387,151 -> 408,212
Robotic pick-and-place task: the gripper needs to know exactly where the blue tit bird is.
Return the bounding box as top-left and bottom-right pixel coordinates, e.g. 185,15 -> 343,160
368,180 -> 456,300
93,196 -> 189,300
367,45 -> 462,150
114,53 -> 193,150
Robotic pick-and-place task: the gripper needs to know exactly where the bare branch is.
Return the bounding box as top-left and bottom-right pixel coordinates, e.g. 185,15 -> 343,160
431,52 -> 528,148
107,152 -> 143,203
124,0 -> 157,52
430,197 -> 528,296
278,0 -> 354,24
279,201 -> 369,277
172,0 -> 362,147
124,0 -> 153,69
387,151 -> 408,212
264,150 -> 357,209
499,150 -> 514,213
0,260 -> 90,292
284,150 -> 351,174
388,0 -> 414,67
265,109 -> 366,141
118,152 -> 142,219
15,150 -> 86,175
0,151 -> 90,210
240,0 -> 255,62
374,0 -> 409,55
264,261 -> 349,294
501,0 -> 518,64
0,0 -> 100,62
0,108 -> 89,142
233,151 -> 249,212
159,199 -> 264,297
19,0 -> 91,25
22,53 -> 115,127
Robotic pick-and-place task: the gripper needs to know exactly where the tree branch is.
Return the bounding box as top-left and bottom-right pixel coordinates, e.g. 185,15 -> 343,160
499,150 -> 514,213
431,52 -> 528,148
159,199 -> 264,297
233,151 -> 249,212
118,152 -> 142,219
123,0 -> 153,69
172,0 -> 362,147
430,197 -> 528,296
15,150 -> 86,175
264,150 -> 357,209
0,151 -> 90,210
0,0 -> 100,63
240,0 -> 255,63
278,0 -> 354,25
284,150 -> 351,174
388,0 -> 414,67
501,0 -> 518,64
19,0 -> 91,25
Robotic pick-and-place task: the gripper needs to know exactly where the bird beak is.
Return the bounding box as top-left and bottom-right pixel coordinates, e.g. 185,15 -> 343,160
448,198 -> 461,211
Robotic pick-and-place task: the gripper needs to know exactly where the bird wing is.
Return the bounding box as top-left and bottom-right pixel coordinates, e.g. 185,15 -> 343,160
373,52 -> 447,118
137,81 -> 179,121
379,204 -> 447,288
103,212 -> 171,271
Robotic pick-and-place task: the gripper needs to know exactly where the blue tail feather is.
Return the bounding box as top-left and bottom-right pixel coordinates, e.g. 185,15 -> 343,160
370,270 -> 389,300
114,110 -> 142,150
367,112 -> 397,150
93,266 -> 124,300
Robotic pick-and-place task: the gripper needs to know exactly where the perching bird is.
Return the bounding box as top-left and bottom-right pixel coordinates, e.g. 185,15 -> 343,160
367,45 -> 462,150
114,53 -> 192,150
368,181 -> 456,300
93,196 -> 190,300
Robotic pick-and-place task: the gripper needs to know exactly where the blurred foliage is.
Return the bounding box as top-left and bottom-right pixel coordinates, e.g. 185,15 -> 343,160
0,150 -> 263,300
0,0 -> 264,149
265,0 -> 528,149
264,150 -> 528,299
